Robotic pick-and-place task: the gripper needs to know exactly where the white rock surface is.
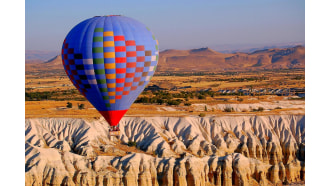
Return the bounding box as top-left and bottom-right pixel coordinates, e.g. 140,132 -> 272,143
192,100 -> 304,113
25,115 -> 305,185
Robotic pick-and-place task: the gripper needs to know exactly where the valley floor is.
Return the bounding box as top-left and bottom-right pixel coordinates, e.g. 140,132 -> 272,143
25,96 -> 304,119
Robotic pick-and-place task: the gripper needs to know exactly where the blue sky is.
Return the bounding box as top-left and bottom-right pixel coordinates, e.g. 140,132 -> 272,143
25,0 -> 305,52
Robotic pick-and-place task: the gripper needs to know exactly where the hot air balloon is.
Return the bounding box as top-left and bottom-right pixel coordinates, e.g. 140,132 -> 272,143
61,15 -> 159,134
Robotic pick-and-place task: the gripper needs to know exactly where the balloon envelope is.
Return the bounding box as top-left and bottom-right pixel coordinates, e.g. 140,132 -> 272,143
61,15 -> 159,126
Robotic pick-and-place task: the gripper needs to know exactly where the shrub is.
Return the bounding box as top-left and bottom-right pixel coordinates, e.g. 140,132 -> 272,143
78,103 -> 85,110
199,113 -> 206,117
184,102 -> 192,106
275,107 -> 282,109
138,96 -> 150,103
197,95 -> 206,99
167,99 -> 181,106
157,99 -> 165,105
252,107 -> 264,112
127,141 -> 137,147
223,107 -> 234,112
66,102 -> 72,108
258,107 -> 264,112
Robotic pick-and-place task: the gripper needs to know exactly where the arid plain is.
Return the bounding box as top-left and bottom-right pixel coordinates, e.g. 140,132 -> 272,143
26,46 -> 305,119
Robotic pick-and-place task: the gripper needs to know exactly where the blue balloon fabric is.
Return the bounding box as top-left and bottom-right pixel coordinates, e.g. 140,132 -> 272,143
61,15 -> 159,126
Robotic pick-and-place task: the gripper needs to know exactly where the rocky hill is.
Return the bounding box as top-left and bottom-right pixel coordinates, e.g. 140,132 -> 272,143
25,50 -> 59,63
157,46 -> 305,72
25,46 -> 305,74
25,115 -> 305,185
25,55 -> 63,74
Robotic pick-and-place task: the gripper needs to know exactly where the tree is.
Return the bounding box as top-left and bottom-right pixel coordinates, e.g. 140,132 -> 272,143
199,113 -> 206,117
184,102 -> 192,106
167,99 -> 181,106
157,98 -> 164,105
78,103 -> 85,110
66,102 -> 72,108
128,141 -> 137,147
258,107 -> 264,112
198,94 -> 206,99
224,107 -> 234,112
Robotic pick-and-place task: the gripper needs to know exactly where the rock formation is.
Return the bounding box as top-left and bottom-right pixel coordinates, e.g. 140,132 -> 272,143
25,115 -> 305,185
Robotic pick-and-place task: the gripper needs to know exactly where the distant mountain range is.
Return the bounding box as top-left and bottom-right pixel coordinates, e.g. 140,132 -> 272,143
25,42 -> 305,61
209,42 -> 305,53
25,46 -> 304,74
157,46 -> 304,72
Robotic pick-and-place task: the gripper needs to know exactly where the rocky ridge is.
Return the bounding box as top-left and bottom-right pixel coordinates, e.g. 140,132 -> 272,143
25,46 -> 305,74
25,115 -> 305,185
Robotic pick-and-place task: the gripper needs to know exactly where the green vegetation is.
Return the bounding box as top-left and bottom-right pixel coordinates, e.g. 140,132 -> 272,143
252,107 -> 264,112
156,72 -> 211,76
66,102 -> 72,108
198,95 -> 206,99
134,90 -> 216,105
78,103 -> 85,110
167,99 -> 182,106
237,97 -> 244,102
199,113 -> 206,117
293,75 -> 305,80
223,107 -> 234,112
127,141 -> 137,147
184,102 -> 192,106
288,97 -> 305,100
25,91 -> 52,101
25,89 -> 87,101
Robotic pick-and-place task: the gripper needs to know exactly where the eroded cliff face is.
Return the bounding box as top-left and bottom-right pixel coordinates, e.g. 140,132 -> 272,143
25,115 -> 305,185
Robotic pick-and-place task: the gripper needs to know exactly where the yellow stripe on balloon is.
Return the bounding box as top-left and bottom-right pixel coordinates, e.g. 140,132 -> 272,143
103,31 -> 114,36
104,41 -> 114,47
